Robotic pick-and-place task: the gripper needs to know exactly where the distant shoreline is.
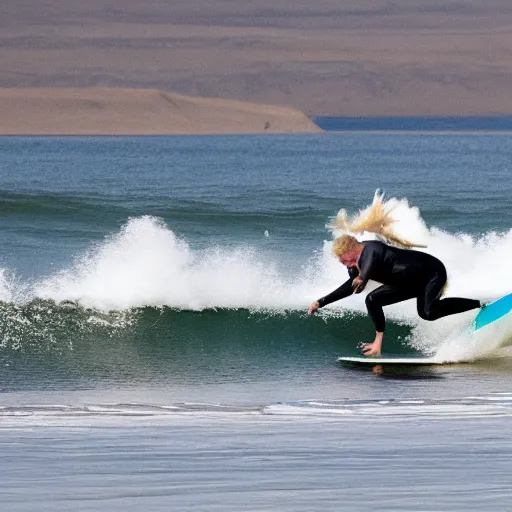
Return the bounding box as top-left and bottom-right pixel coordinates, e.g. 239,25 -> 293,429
313,116 -> 512,132
4,87 -> 512,136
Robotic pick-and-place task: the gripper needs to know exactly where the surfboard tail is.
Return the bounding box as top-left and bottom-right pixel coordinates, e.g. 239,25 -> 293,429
474,293 -> 512,331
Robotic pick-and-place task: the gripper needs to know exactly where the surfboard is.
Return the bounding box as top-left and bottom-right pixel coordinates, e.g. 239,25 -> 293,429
338,355 -> 441,366
474,293 -> 512,331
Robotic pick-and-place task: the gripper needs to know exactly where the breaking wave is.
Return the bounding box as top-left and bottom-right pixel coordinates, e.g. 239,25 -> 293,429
0,195 -> 511,361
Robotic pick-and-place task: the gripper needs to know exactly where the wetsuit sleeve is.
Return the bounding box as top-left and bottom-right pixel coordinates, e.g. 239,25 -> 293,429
317,267 -> 359,308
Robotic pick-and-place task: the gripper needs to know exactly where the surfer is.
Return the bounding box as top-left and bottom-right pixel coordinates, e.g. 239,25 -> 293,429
308,193 -> 481,356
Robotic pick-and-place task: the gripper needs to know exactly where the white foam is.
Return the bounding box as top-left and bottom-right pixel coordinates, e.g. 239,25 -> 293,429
433,311 -> 512,361
0,269 -> 14,302
34,216 -> 293,311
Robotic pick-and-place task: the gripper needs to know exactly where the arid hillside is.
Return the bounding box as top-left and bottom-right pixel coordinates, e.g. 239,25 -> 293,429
2,1 -> 512,115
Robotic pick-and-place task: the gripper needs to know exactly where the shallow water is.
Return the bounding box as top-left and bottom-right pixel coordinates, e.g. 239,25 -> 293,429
3,415 -> 512,512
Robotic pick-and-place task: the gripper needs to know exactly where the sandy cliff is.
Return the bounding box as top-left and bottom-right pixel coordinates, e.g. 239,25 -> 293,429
0,88 -> 321,135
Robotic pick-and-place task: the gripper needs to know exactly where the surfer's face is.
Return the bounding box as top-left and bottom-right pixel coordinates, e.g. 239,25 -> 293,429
338,248 -> 359,268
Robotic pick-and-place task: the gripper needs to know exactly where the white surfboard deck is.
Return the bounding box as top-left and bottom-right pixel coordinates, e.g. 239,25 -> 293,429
338,355 -> 444,365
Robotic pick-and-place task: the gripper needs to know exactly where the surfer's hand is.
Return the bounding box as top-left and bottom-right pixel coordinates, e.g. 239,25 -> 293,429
352,277 -> 365,294
308,301 -> 320,316
361,342 -> 381,357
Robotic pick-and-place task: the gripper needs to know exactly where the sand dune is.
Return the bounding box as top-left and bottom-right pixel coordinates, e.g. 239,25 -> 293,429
0,88 -> 321,135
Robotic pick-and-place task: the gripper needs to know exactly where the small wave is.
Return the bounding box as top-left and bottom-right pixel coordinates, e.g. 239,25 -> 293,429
2,394 -> 512,426
265,395 -> 512,419
0,191 -> 110,215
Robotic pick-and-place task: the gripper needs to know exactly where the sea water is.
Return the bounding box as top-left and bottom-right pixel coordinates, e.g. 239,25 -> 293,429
1,133 -> 512,510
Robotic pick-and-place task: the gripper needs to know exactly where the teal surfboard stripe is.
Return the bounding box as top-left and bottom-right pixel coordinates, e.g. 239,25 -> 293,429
474,293 -> 512,330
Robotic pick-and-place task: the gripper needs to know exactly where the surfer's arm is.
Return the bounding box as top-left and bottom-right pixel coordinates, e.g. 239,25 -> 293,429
317,279 -> 354,308
308,267 -> 358,315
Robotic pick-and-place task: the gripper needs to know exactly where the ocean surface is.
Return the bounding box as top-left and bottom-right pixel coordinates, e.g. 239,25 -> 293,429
1,132 -> 512,510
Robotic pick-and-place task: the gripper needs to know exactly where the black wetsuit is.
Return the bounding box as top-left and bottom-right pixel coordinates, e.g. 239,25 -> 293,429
317,240 -> 480,332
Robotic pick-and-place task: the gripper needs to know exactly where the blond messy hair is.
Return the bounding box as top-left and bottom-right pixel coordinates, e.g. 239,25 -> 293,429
332,235 -> 359,257
329,191 -> 425,249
